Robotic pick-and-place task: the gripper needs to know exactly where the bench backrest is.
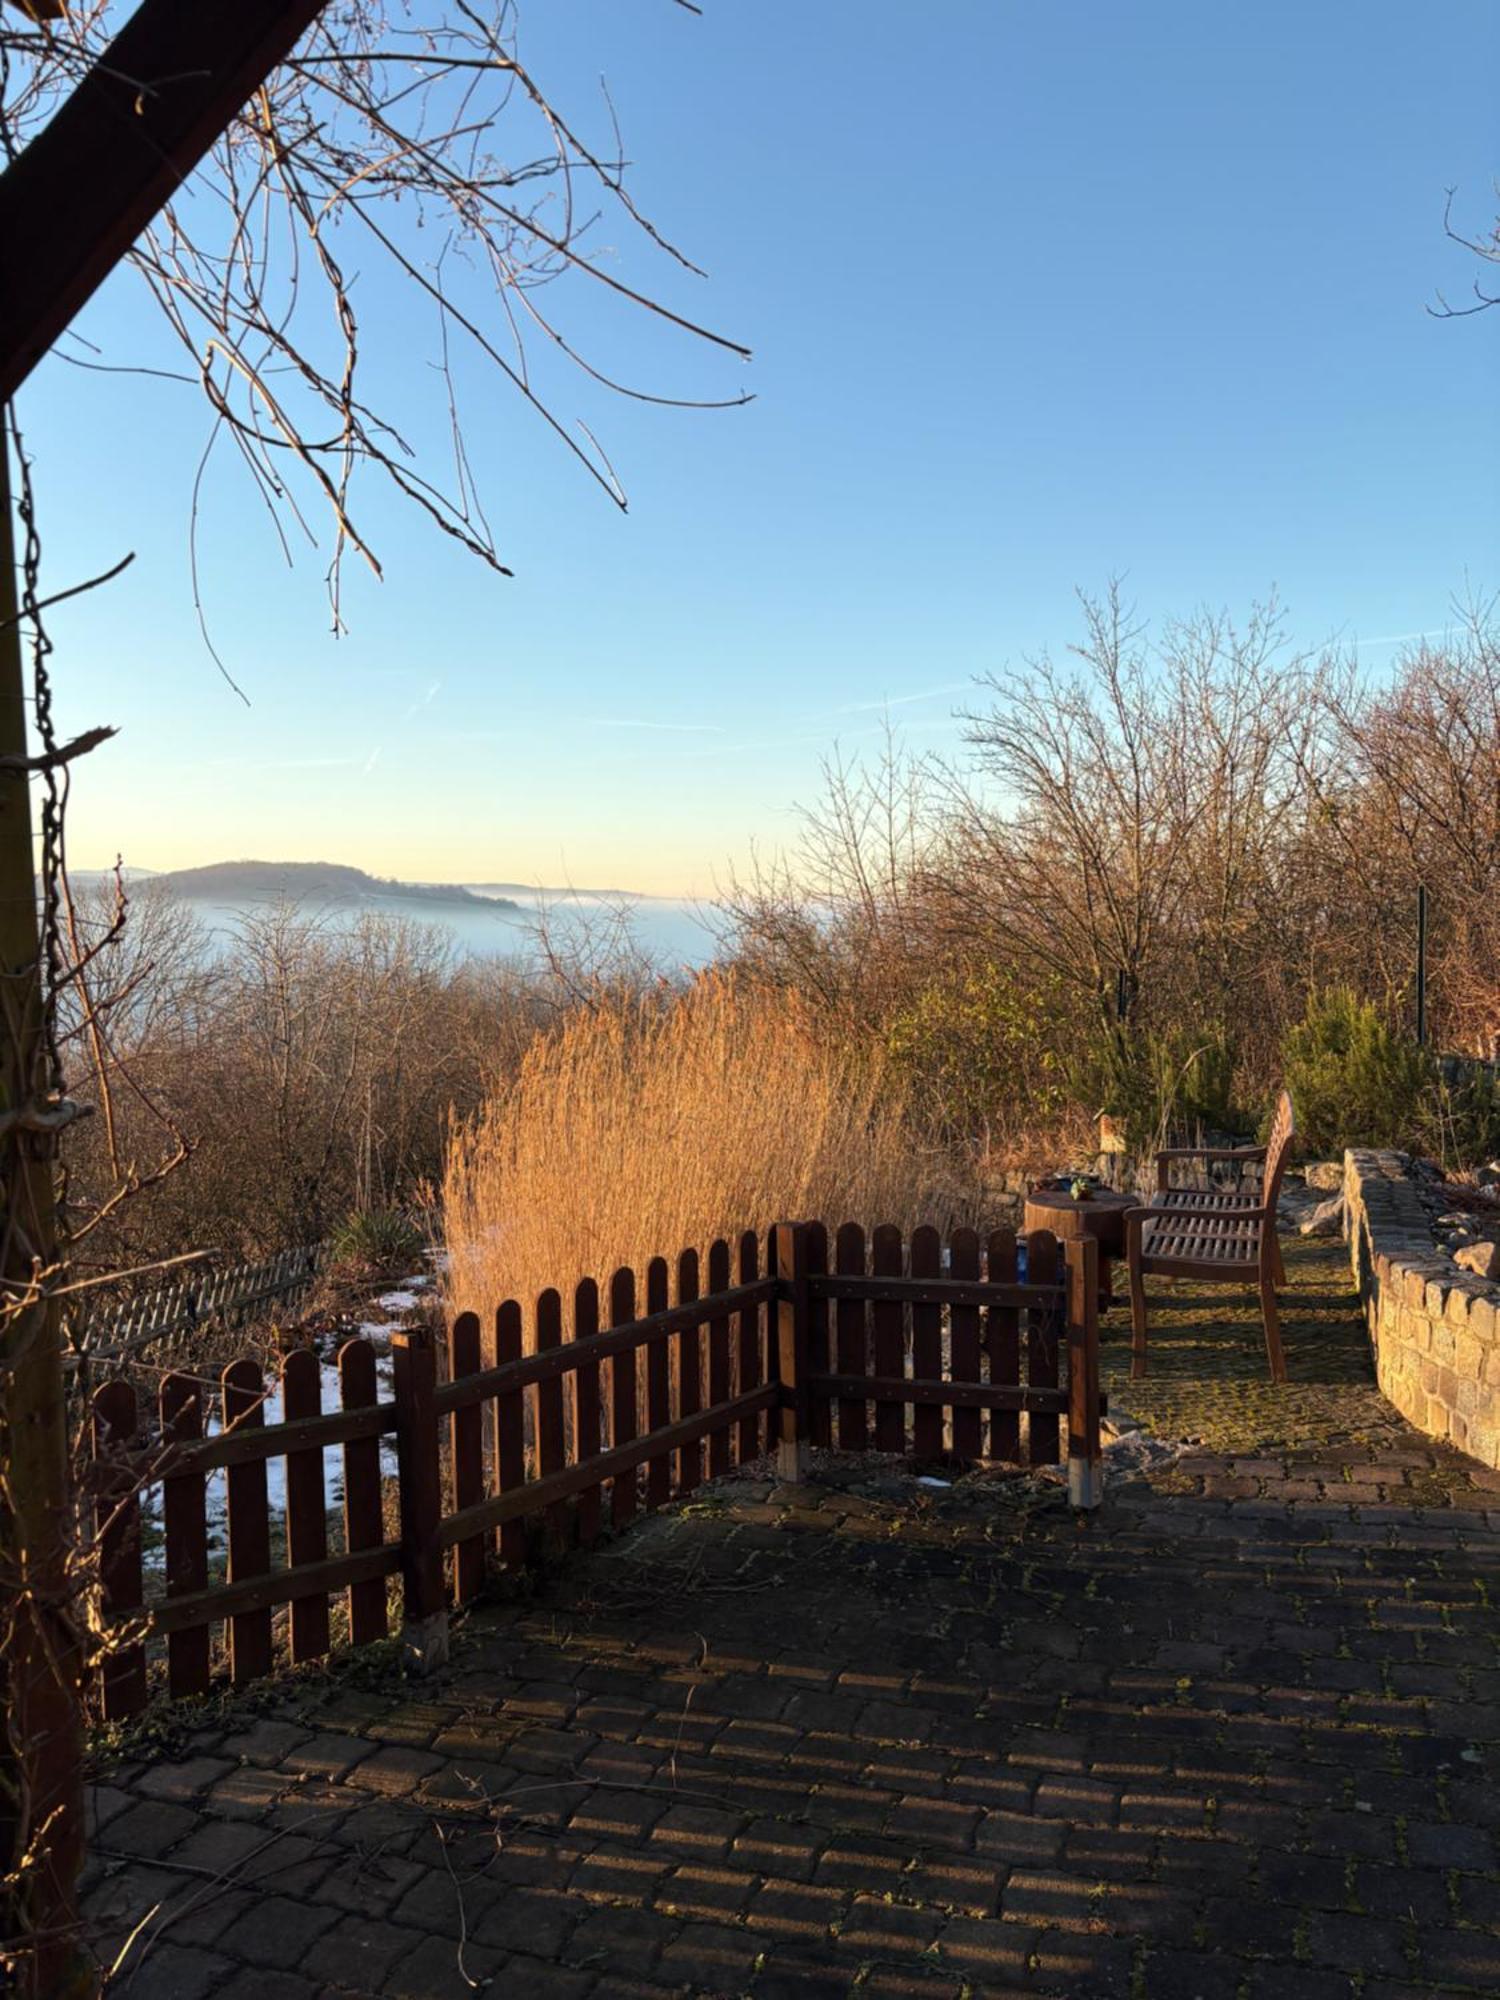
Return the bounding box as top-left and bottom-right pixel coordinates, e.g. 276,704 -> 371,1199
1263,1089 -> 1296,1213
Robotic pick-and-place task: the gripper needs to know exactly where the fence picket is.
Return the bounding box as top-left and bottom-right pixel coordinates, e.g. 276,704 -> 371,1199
1025,1229 -> 1061,1465
948,1228 -> 982,1462
674,1248 -> 702,1494
872,1224 -> 905,1454
573,1279 -> 603,1543
87,1241 -> 327,1359
223,1358 -> 273,1682
736,1232 -> 762,1465
609,1269 -> 639,1529
283,1350 -> 330,1663
339,1338 -> 388,1645
986,1229 -> 1021,1463
834,1222 -> 868,1452
535,1289 -> 568,1550
448,1313 -> 486,1604
910,1225 -> 943,1462
160,1373 -> 211,1695
92,1381 -> 146,1719
494,1299 -> 528,1567
805,1220 -> 832,1449
645,1257 -> 672,1508
706,1240 -> 732,1480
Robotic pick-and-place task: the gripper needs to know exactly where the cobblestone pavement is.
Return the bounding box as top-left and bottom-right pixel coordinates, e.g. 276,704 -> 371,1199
84,1241 -> 1500,1999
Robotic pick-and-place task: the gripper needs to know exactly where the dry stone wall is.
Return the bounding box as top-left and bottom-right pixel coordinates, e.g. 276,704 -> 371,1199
1344,1148 -> 1500,1468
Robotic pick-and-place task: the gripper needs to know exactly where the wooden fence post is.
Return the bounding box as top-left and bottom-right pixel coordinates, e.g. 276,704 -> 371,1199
1065,1236 -> 1103,1510
773,1222 -> 810,1482
392,1327 -> 449,1672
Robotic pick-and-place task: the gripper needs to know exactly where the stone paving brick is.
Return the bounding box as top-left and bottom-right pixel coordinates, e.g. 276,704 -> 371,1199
282,1732 -> 375,1781
116,1943 -> 236,2000
384,1932 -> 509,1997
302,1915 -> 430,1989
567,1841 -> 671,1904
564,1902 -> 678,1975
936,1916 -> 1040,1980
1419,1925 -> 1500,1988
655,1860 -> 757,1921
649,1800 -> 747,1858
99,1798 -> 199,1859
655,1919 -> 765,1985
1245,1967 -> 1356,2000
747,1952 -> 854,2000
218,1718 -> 313,1766
467,1882 -> 576,1957
1140,1946 -> 1246,2000
1303,1909 -> 1411,1979
744,1874 -> 848,1943
1404,1819 -> 1496,1870
219,1970 -> 321,2000
134,1755 -> 235,1804
971,1807 -> 1065,1863
341,1744 -> 448,1797
216,1892 -> 339,1968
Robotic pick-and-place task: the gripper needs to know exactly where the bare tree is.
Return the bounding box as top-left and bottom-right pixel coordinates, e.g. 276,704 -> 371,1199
2,0 -> 750,645
1431,182 -> 1500,317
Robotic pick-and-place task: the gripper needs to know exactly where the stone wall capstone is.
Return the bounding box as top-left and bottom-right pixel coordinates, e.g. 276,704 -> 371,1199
1344,1148 -> 1500,1469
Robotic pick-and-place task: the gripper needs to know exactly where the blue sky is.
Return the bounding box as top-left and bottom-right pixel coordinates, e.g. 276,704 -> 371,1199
19,0 -> 1500,894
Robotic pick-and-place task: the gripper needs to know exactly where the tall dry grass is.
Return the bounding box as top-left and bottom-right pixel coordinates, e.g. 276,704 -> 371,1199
441,972 -> 972,1327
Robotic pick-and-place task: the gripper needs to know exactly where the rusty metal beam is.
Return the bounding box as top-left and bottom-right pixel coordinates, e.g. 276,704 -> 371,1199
0,0 -> 330,402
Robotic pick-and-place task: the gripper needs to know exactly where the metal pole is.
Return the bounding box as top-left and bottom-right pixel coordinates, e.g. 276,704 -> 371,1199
1416,885 -> 1428,1046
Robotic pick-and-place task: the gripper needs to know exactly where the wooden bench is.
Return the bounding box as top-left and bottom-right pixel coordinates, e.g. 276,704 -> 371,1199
1123,1091 -> 1296,1382
1151,1105 -> 1290,1287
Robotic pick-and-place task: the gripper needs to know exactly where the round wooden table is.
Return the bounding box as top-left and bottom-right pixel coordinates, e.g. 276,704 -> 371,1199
1021,1186 -> 1135,1309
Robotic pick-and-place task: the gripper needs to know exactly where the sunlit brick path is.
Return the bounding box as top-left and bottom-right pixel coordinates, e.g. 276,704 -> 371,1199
83,1242 -> 1500,1999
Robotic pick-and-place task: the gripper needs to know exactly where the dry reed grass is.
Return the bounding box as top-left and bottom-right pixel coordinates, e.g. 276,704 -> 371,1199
441,972 -> 972,1333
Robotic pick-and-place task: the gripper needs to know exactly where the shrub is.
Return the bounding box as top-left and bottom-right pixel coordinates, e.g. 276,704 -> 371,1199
328,1207 -> 427,1275
441,972 -> 975,1336
886,958 -> 1071,1146
1423,1061 -> 1500,1171
1281,988 -> 1433,1154
1089,1023 -> 1246,1152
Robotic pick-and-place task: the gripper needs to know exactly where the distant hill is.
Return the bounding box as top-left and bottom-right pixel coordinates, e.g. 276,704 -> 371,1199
153,860 -> 519,914
465,881 -> 662,903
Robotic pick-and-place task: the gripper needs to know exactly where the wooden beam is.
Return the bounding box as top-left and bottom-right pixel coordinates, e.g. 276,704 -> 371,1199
0,0 -> 331,402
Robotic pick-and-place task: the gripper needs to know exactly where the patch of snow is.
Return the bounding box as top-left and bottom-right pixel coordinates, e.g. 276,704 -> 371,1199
915,1475 -> 952,1489
377,1289 -> 422,1312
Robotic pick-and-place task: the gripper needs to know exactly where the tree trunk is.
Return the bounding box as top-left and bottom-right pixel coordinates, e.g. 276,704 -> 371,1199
0,442 -> 87,1996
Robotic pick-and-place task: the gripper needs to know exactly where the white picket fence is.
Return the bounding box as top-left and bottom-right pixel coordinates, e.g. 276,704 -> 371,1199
81,1241 -> 327,1361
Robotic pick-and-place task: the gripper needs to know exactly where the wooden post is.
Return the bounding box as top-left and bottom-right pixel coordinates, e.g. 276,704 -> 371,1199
773,1222 -> 809,1483
392,1327 -> 448,1672
0,444 -> 86,1996
1065,1237 -> 1103,1511
447,1314 -> 486,1606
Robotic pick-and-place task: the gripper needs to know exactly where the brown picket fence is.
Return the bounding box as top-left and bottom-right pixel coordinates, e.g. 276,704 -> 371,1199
86,1221 -> 1101,1720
